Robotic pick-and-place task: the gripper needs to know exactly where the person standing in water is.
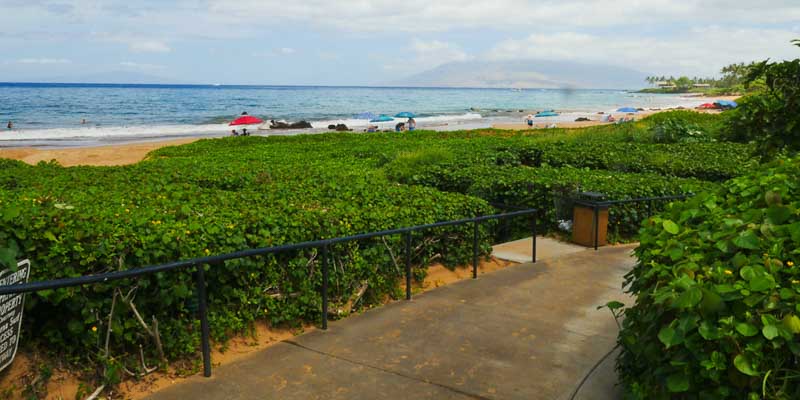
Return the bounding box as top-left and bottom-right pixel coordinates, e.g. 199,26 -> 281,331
7,121 -> 13,130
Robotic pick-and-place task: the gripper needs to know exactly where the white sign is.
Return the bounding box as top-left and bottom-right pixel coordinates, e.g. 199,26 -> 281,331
0,259 -> 30,372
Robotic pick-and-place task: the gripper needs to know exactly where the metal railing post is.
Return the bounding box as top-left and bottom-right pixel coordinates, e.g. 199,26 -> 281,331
196,263 -> 212,377
321,244 -> 329,330
531,214 -> 537,263
404,231 -> 412,300
593,204 -> 600,251
472,220 -> 480,279
650,199 -> 655,220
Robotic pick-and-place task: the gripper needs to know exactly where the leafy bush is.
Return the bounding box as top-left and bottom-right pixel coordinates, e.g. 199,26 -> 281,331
0,118 -> 757,385
383,148 -> 455,182
722,40 -> 800,159
404,163 -> 707,237
643,110 -> 724,134
618,157 -> 800,399
0,136 -> 494,375
650,117 -> 715,144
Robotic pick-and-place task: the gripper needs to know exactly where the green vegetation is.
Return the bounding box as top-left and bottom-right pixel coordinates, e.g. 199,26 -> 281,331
0,110 -> 756,390
617,157 -> 800,399
640,62 -> 763,95
722,40 -> 800,160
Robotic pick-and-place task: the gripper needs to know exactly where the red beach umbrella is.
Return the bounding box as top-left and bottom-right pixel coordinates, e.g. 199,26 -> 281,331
229,115 -> 263,126
698,103 -> 717,109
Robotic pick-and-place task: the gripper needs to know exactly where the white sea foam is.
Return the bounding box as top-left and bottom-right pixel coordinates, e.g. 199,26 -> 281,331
0,113 -> 485,144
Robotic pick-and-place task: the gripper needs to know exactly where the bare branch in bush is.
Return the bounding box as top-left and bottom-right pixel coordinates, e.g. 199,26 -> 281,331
336,281 -> 369,315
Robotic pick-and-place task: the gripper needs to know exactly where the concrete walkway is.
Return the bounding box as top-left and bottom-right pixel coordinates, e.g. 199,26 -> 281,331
492,236 -> 586,263
147,245 -> 635,400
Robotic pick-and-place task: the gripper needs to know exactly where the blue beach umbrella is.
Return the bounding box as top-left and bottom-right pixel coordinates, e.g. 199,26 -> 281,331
370,115 -> 395,122
535,111 -> 559,117
714,100 -> 737,109
395,112 -> 416,118
616,107 -> 638,113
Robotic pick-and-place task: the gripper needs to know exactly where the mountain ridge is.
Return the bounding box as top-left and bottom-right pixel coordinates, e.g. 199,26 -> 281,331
394,59 -> 649,89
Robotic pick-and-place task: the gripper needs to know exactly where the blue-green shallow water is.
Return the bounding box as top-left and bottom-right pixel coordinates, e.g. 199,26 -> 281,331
0,83 -> 704,147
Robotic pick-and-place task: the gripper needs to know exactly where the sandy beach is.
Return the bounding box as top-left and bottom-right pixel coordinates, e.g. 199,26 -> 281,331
0,138 -> 199,167
491,96 -> 739,131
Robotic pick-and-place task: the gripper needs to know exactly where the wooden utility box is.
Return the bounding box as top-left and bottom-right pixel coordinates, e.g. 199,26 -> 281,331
572,205 -> 609,247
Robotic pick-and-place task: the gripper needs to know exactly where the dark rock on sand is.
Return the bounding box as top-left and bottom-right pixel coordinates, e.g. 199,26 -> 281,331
574,117 -> 591,122
270,120 -> 313,129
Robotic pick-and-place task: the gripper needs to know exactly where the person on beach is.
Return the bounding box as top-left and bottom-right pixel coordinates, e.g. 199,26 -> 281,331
525,114 -> 534,128
7,121 -> 12,130
395,122 -> 405,132
407,118 -> 416,131
242,128 -> 248,136
231,129 -> 239,136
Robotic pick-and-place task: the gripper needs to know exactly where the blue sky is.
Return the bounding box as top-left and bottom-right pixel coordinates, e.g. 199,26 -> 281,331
1,0 -> 799,85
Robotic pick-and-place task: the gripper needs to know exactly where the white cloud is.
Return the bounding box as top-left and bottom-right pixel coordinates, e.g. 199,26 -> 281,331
251,48 -> 299,58
206,0 -> 800,32
16,58 -> 71,64
119,61 -> 165,70
411,39 -> 471,64
88,32 -> 171,53
385,39 -> 472,73
129,40 -> 171,53
486,27 -> 800,76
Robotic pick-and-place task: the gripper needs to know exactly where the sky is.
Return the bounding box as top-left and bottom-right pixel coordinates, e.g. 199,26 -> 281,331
0,0 -> 799,86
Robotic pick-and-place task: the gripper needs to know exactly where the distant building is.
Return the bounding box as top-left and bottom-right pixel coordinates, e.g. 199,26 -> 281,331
656,81 -> 674,88
692,83 -> 711,88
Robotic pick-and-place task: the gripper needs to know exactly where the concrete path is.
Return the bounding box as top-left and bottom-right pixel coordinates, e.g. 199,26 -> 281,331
147,245 -> 635,400
492,236 -> 586,263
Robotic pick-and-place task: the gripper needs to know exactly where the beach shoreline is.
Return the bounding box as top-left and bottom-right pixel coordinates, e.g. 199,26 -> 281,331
0,96 -> 739,167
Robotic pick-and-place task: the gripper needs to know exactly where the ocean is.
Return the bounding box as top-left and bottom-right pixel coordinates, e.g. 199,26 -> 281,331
0,83 -> 709,147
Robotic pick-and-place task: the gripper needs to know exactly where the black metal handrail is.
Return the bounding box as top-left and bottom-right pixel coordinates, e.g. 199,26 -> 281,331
0,208 -> 539,378
574,194 -> 693,250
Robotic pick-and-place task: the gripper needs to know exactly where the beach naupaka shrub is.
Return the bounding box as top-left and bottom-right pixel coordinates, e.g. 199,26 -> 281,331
722,39 -> 800,160
618,157 -> 800,399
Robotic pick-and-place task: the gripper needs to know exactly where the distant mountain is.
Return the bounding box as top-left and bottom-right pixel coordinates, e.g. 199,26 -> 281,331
394,60 -> 649,89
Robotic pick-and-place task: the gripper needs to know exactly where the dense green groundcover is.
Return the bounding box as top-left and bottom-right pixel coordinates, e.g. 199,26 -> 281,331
0,112 -> 756,384
618,157 -> 800,399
